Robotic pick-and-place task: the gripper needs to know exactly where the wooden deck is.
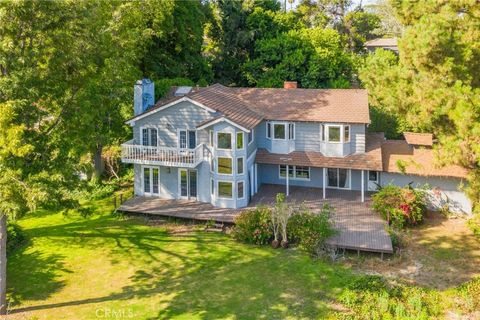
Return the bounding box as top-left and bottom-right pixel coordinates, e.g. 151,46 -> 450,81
118,184 -> 393,254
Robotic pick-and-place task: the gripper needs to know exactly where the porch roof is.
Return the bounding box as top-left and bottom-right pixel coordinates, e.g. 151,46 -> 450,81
255,133 -> 384,171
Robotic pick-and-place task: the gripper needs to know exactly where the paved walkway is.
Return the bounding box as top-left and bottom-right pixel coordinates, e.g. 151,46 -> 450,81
118,184 -> 393,254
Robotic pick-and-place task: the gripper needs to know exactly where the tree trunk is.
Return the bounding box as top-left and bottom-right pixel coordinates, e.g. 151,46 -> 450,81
93,143 -> 105,181
0,214 -> 7,315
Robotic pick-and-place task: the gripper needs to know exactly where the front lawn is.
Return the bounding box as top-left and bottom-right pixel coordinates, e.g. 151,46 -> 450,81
7,194 -> 351,319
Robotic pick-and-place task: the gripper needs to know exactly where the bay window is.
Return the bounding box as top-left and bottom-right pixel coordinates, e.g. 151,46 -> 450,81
274,123 -> 286,139
217,157 -> 233,175
328,126 -> 341,142
218,181 -> 233,199
267,122 -> 272,139
237,157 -> 244,175
236,132 -> 244,149
237,181 -> 244,199
217,132 -> 232,149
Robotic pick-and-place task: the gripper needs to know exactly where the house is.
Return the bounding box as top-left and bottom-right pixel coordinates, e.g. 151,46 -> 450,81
121,80 -> 471,214
364,38 -> 398,53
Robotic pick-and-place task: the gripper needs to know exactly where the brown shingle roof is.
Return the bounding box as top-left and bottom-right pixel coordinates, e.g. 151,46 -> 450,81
403,132 -> 434,146
127,84 -> 370,128
255,133 -> 384,171
231,87 -> 370,124
381,140 -> 467,178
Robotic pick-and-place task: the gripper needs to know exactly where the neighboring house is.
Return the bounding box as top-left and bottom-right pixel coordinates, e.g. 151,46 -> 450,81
121,80 -> 471,214
365,38 -> 398,53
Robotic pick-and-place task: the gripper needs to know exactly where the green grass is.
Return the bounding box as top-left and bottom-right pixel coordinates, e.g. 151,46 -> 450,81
7,193 -> 353,320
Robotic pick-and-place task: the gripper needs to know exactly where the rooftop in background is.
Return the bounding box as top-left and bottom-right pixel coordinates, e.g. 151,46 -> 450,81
403,132 -> 434,146
365,38 -> 398,53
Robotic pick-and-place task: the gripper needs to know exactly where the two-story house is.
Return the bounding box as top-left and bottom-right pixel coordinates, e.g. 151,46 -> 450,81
121,80 -> 471,214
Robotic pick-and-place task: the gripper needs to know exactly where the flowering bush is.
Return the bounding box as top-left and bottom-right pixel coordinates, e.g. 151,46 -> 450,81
231,207 -> 272,245
372,184 -> 427,228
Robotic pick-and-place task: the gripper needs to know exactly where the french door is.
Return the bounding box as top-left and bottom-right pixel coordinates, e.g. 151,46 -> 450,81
179,169 -> 197,200
143,166 -> 160,196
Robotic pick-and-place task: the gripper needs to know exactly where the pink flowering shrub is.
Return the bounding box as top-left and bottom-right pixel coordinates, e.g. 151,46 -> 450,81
372,184 -> 427,229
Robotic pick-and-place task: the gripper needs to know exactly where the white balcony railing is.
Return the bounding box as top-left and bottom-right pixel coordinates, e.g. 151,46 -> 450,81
121,140 -> 204,168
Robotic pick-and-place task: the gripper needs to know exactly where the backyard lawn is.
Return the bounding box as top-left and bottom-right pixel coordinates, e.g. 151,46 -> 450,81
6,192 -> 480,319
7,194 -> 352,320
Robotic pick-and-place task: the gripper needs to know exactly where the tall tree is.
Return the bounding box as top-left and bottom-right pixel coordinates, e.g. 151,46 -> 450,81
361,0 -> 480,210
0,0 -> 144,312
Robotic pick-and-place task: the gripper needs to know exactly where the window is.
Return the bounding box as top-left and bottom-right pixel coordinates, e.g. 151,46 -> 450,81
209,130 -> 214,147
288,123 -> 295,140
237,157 -> 244,175
142,128 -> 158,146
328,126 -> 341,142
248,129 -> 254,144
295,166 -> 310,180
267,122 -> 271,139
369,171 -> 378,182
217,132 -> 232,149
236,132 -> 244,149
274,123 -> 286,139
327,168 -> 350,189
211,179 -> 214,196
178,130 -> 196,149
320,124 -> 325,142
217,157 -> 232,174
210,156 -> 214,172
344,125 -> 350,142
237,181 -> 244,199
279,165 -> 294,178
279,165 -> 310,180
218,181 -> 233,198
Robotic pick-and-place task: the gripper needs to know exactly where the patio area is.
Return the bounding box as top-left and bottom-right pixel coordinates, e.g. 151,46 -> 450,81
117,184 -> 393,254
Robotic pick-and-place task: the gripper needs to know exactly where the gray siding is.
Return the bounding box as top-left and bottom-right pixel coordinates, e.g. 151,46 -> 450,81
380,173 -> 472,214
132,101 -> 214,147
296,122 -> 320,152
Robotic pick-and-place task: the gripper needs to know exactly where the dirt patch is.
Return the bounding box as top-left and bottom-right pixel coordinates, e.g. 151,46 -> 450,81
344,212 -> 480,289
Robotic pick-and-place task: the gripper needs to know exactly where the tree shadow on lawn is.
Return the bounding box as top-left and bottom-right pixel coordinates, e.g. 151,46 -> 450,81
7,245 -> 70,307
11,228 -> 351,318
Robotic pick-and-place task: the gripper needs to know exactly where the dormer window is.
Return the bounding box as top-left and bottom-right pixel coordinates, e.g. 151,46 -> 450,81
344,125 -> 350,142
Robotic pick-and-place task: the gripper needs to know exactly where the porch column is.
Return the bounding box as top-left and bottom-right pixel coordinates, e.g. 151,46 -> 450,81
286,164 -> 290,196
322,167 -> 326,199
361,169 -> 365,203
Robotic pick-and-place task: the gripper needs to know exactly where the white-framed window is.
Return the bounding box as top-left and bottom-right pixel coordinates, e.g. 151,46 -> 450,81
327,125 -> 341,143
266,122 -> 272,139
236,132 -> 244,150
320,124 -> 325,142
217,157 -> 233,175
141,127 -> 158,146
273,123 -> 286,140
344,125 -> 350,143
178,129 -> 196,149
288,123 -> 295,140
295,166 -> 310,180
237,157 -> 244,175
211,178 -> 214,196
218,181 -> 233,199
209,130 -> 214,147
248,129 -> 254,144
217,132 -> 232,150
279,165 -> 310,180
327,168 -> 350,189
237,181 -> 244,199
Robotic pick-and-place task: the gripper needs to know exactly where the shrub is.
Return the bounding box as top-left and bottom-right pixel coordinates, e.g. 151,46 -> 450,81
7,223 -> 27,254
287,203 -> 336,255
87,181 -> 119,200
232,207 -> 272,245
338,275 -> 442,319
372,184 -> 427,228
457,277 -> 480,312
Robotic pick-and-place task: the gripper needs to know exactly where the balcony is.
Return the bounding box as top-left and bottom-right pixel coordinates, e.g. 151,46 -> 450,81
121,140 -> 205,168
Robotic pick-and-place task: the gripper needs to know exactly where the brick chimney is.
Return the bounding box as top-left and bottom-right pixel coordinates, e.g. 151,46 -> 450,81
284,81 -> 297,89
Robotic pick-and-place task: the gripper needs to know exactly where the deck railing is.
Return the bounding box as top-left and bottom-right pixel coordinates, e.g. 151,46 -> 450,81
121,140 -> 204,168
